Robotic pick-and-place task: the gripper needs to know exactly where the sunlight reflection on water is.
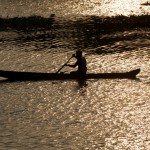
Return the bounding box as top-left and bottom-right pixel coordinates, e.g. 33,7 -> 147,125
0,0 -> 149,18
0,77 -> 150,149
0,26 -> 150,149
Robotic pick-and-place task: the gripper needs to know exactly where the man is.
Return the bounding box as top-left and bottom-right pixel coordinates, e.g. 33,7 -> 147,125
65,50 -> 87,76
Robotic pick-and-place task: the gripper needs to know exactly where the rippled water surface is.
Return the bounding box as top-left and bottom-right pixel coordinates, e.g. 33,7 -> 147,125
0,27 -> 150,149
0,0 -> 150,18
0,0 -> 150,149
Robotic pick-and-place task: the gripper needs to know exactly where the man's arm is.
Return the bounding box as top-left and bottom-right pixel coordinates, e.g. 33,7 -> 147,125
65,61 -> 78,68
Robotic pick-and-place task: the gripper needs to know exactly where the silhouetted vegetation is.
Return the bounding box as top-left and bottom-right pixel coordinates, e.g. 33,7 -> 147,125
70,15 -> 150,49
0,14 -> 149,32
74,15 -> 150,34
0,15 -> 55,31
0,14 -> 149,51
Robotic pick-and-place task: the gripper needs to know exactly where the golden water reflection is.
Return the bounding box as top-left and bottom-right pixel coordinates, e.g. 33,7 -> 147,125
0,0 -> 149,18
0,9 -> 149,149
1,77 -> 149,149
80,0 -> 149,16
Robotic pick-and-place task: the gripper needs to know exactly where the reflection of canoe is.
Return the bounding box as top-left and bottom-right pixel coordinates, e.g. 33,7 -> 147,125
0,69 -> 140,81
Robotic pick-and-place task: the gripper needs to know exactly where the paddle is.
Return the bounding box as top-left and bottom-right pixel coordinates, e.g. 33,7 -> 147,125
56,55 -> 73,73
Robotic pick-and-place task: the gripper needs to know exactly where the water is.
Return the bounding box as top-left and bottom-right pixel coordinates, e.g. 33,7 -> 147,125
0,0 -> 150,149
0,0 -> 150,18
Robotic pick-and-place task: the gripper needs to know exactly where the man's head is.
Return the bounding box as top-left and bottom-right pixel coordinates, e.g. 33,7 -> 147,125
76,50 -> 82,58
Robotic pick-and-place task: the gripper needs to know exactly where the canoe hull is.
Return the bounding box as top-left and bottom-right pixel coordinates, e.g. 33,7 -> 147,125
0,69 -> 140,81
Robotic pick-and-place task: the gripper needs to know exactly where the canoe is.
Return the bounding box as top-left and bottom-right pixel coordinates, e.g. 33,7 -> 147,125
0,68 -> 140,81
141,2 -> 150,5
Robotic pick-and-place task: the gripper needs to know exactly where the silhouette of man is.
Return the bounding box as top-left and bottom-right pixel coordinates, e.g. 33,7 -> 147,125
65,50 -> 87,76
